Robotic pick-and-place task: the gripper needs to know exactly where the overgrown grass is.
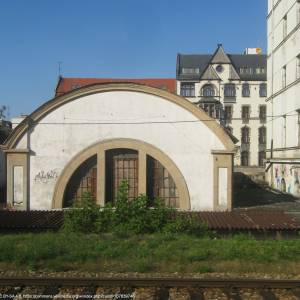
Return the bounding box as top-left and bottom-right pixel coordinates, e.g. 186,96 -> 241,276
1,232 -> 300,274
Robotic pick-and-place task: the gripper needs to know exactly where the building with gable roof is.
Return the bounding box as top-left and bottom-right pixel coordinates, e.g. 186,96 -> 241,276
176,44 -> 267,178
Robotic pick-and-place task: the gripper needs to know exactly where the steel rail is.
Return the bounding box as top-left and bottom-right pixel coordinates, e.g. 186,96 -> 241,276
0,277 -> 300,289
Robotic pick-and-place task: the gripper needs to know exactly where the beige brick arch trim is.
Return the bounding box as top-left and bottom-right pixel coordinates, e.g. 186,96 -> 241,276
52,138 -> 190,210
3,83 -> 235,151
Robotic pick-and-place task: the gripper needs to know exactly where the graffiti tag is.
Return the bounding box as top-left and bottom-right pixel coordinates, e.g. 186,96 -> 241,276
34,170 -> 59,184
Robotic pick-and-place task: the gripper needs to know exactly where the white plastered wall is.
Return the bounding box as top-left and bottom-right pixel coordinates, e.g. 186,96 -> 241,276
15,91 -> 226,211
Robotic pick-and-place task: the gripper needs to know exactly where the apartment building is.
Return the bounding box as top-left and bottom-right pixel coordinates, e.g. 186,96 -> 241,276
267,0 -> 300,196
176,45 -> 267,176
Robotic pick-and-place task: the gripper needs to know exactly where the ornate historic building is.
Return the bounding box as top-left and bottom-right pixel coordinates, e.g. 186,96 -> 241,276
176,45 -> 267,178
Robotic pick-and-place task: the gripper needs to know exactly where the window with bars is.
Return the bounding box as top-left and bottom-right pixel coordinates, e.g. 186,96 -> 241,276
241,126 -> 250,144
259,83 -> 267,97
241,151 -> 249,167
147,155 -> 179,208
64,155 -> 97,207
106,149 -> 138,202
180,83 -> 195,97
259,105 -> 267,123
224,105 -> 233,123
242,83 -> 250,97
202,84 -> 215,97
258,151 -> 266,167
258,126 -> 266,145
242,106 -> 250,123
224,84 -> 236,97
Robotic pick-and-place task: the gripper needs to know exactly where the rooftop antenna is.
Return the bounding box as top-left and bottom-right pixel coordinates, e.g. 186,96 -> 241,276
57,61 -> 63,78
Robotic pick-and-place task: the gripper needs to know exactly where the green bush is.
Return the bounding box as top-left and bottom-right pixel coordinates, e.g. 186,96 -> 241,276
62,180 -> 213,236
163,213 -> 211,237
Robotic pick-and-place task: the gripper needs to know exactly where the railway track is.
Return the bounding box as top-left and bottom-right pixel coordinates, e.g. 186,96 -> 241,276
0,277 -> 300,300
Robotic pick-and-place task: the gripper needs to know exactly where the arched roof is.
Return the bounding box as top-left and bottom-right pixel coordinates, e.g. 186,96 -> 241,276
2,83 -> 235,151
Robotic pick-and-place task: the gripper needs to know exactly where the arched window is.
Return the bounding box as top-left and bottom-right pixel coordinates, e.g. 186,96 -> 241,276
202,84 -> 215,97
242,83 -> 250,97
63,150 -> 179,208
224,84 -> 236,97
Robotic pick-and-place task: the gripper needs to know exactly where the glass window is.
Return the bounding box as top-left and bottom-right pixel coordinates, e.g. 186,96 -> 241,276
202,84 -> 215,97
202,103 -> 217,118
242,106 -> 250,123
181,68 -> 200,74
224,105 -> 233,123
258,151 -> 266,167
224,84 -> 236,97
242,83 -> 250,97
259,127 -> 266,144
241,151 -> 249,167
180,83 -> 195,97
259,83 -> 267,97
259,105 -> 267,123
283,15 -> 287,39
297,55 -> 300,80
282,66 -> 287,88
241,126 -> 250,144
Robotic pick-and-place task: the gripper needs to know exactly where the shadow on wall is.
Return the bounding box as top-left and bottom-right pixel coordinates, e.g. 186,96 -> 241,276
233,172 -> 298,208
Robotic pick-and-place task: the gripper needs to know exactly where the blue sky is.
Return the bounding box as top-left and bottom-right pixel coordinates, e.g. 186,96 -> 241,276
0,0 -> 267,118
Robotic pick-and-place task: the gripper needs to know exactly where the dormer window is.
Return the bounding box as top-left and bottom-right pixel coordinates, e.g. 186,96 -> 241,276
202,84 -> 215,97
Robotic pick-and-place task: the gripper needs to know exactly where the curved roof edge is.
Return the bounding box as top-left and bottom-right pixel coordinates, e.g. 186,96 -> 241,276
3,83 -> 235,151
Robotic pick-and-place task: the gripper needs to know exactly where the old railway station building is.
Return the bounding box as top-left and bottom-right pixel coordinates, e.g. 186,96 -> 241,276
1,81 -> 235,211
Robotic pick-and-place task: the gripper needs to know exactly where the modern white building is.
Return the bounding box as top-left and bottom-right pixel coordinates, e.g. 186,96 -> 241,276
1,83 -> 235,211
266,0 -> 300,196
176,45 -> 268,177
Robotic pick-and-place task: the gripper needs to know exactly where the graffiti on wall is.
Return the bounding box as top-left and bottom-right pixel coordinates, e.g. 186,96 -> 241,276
34,170 -> 59,184
273,164 -> 300,196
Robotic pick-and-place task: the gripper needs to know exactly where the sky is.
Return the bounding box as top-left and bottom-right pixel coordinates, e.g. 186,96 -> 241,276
0,0 -> 267,119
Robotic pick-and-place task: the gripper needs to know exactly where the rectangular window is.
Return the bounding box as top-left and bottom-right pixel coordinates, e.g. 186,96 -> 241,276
282,66 -> 287,88
297,1 -> 300,25
259,83 -> 267,97
297,55 -> 300,80
258,151 -> 266,167
203,103 -> 216,118
283,15 -> 287,39
241,127 -> 250,144
242,106 -> 250,123
242,84 -> 250,97
224,105 -> 233,123
180,83 -> 195,97
181,68 -> 200,74
241,151 -> 249,167
259,127 -> 266,144
13,166 -> 23,206
224,84 -> 236,97
259,105 -> 267,123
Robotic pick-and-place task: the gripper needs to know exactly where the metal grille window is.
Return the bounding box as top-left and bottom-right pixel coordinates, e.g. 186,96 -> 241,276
242,106 -> 250,123
224,105 -> 233,123
106,149 -> 138,202
224,84 -> 236,97
147,155 -> 179,208
259,83 -> 267,97
64,156 -> 97,207
180,83 -> 195,97
258,151 -> 266,167
242,83 -> 250,97
259,126 -> 266,144
241,126 -> 250,144
241,151 -> 249,167
202,84 -> 215,97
